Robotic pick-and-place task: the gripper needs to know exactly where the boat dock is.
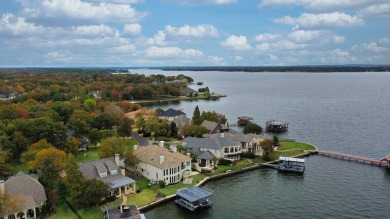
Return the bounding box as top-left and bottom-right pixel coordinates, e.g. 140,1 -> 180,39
175,187 -> 213,212
317,150 -> 389,167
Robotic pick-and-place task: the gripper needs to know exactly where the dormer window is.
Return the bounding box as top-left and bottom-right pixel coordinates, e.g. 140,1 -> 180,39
95,163 -> 108,178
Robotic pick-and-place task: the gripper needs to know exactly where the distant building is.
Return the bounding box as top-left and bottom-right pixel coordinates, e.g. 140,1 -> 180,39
133,145 -> 191,185
180,87 -> 197,97
79,155 -> 136,198
1,172 -> 47,219
0,93 -> 16,100
173,115 -> 192,136
200,120 -> 229,135
158,108 -> 186,122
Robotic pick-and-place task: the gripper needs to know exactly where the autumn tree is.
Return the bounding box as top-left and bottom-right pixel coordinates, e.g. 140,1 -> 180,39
145,117 -> 169,137
0,194 -> 27,216
124,148 -> 138,167
21,139 -> 54,168
182,125 -> 208,137
5,131 -> 30,159
134,113 -> 146,130
83,99 -> 97,112
30,147 -> 66,186
63,137 -> 81,155
99,136 -> 126,158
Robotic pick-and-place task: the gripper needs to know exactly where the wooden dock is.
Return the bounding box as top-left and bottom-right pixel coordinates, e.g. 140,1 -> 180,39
316,150 -> 388,167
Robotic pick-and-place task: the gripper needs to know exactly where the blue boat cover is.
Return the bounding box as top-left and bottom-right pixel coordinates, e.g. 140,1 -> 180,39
176,187 -> 213,202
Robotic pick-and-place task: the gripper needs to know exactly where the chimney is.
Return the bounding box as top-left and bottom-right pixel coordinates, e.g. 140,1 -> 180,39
115,154 -> 120,166
186,153 -> 191,157
221,132 -> 224,138
134,145 -> 138,150
159,141 -> 164,147
0,180 -> 4,194
172,146 -> 177,153
160,155 -> 165,164
121,168 -> 125,176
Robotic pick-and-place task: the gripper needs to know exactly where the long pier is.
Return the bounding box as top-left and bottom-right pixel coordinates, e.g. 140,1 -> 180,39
316,150 -> 388,167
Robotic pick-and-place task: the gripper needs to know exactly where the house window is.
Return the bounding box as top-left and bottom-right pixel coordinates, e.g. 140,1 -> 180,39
230,147 -> 234,153
225,148 -> 229,153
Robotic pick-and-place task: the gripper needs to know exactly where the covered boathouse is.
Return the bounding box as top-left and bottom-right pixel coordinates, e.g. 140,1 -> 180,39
266,120 -> 289,132
175,187 -> 213,212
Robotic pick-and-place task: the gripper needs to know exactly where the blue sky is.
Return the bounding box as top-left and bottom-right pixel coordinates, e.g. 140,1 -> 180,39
0,0 -> 389,67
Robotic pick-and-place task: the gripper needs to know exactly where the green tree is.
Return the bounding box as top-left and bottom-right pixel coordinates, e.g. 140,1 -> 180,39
99,136 -> 126,158
192,105 -> 202,125
88,128 -> 101,145
117,117 -> 133,137
64,154 -> 85,201
83,99 -> 97,112
170,122 -> 178,137
0,150 -> 11,179
176,144 -> 184,153
80,179 -> 109,207
273,135 -> 280,146
67,110 -> 92,137
183,125 -> 208,137
243,123 -> 263,135
5,131 -> 30,159
145,118 -> 169,137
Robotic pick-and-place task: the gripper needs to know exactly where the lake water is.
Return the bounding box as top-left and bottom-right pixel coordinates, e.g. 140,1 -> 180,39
133,70 -> 390,218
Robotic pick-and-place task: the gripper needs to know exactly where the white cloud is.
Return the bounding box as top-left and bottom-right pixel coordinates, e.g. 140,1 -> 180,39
274,12 -> 364,29
254,33 -> 282,42
275,40 -> 306,50
352,38 -> 389,53
123,23 -> 142,35
329,49 -> 354,63
220,35 -> 251,51
164,24 -> 219,38
22,0 -> 146,23
268,54 -> 279,61
145,46 -> 203,58
72,24 -> 115,36
255,43 -> 271,52
108,44 -> 136,53
147,31 -> 167,46
288,30 -> 321,43
86,0 -> 144,4
0,13 -> 45,37
208,56 -> 224,64
45,51 -> 74,63
164,0 -> 237,5
333,36 -> 346,44
358,3 -> 390,17
234,55 -> 243,61
259,0 -> 381,11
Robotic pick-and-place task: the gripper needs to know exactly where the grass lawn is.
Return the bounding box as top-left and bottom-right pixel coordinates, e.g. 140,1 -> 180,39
47,203 -> 77,219
213,159 -> 254,175
159,173 -> 206,196
11,160 -> 29,174
75,147 -> 100,163
126,189 -> 157,207
277,141 -> 316,151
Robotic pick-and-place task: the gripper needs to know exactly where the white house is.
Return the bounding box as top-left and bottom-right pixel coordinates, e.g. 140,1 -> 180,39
133,145 -> 191,185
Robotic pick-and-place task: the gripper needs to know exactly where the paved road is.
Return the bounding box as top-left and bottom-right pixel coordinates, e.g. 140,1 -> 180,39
131,132 -> 150,146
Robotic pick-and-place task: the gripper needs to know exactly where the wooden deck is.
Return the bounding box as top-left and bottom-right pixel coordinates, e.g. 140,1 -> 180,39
317,150 -> 387,167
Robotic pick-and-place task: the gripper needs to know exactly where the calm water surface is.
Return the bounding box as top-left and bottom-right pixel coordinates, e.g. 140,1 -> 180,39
133,70 -> 390,219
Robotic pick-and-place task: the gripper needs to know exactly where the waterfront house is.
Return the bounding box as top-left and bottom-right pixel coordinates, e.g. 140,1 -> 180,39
158,108 -> 186,122
173,115 -> 192,137
79,155 -> 136,198
183,136 -> 242,167
210,132 -> 263,156
133,145 -> 191,185
200,120 -> 229,135
0,172 -> 47,219
0,93 -> 16,101
180,87 -> 197,97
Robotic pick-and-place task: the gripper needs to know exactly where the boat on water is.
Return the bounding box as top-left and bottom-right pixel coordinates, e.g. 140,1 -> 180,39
278,156 -> 305,173
237,116 -> 253,126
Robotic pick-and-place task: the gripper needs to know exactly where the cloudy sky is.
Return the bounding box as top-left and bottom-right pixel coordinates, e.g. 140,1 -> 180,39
0,0 -> 389,67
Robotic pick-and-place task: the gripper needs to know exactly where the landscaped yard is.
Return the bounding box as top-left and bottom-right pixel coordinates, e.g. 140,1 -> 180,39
213,159 -> 254,175
277,141 -> 316,151
11,160 -> 29,174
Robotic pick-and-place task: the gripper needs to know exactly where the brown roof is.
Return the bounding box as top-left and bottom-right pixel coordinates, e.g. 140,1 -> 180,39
124,108 -> 156,119
4,171 -> 47,209
134,145 -> 190,169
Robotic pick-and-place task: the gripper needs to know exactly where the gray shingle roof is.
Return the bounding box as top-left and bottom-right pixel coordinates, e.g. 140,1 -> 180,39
197,150 -> 215,160
183,137 -> 240,156
158,108 -> 186,117
4,171 -> 47,209
79,158 -> 135,186
173,115 -> 192,129
180,87 -> 196,95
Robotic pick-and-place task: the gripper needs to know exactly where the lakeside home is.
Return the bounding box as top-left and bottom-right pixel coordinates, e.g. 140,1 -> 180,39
133,145 -> 192,185
79,155 -> 136,198
158,108 -> 186,122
